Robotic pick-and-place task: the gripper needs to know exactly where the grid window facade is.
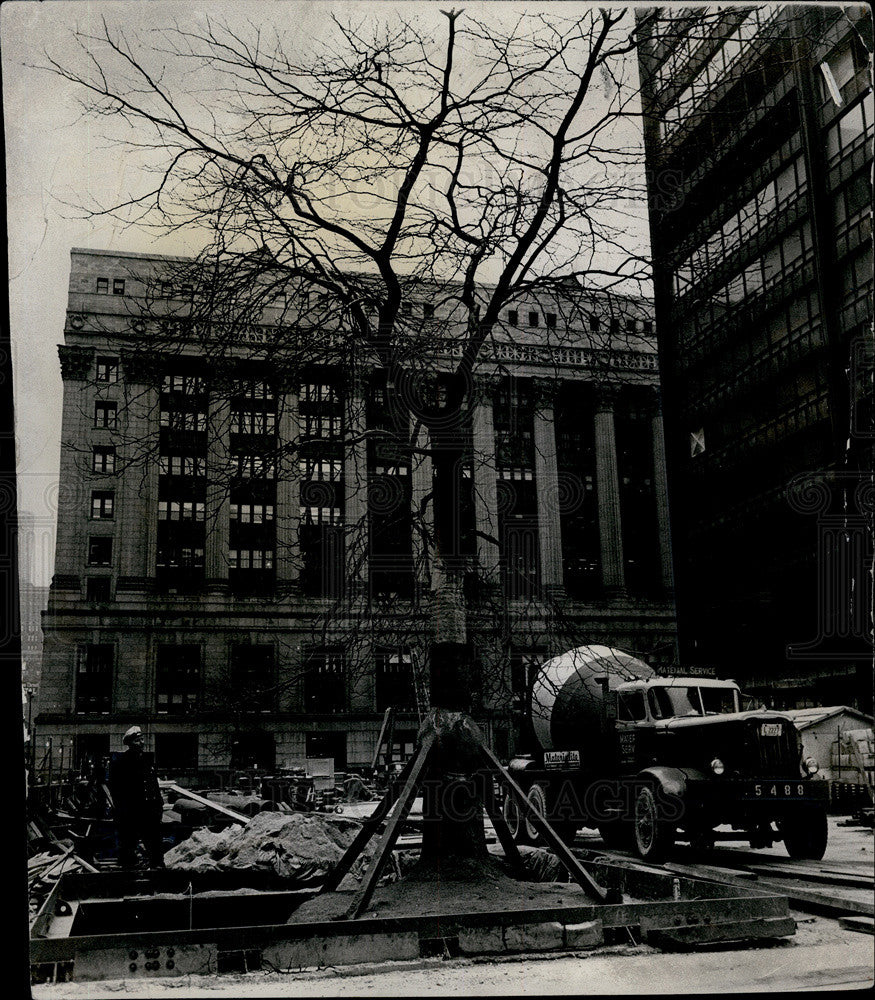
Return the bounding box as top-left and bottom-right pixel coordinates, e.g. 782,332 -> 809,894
76,644 -> 113,713
156,644 -> 201,715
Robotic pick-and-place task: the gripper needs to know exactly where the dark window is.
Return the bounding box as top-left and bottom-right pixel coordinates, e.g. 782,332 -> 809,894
528,310 -> 539,327
626,319 -> 637,334
156,644 -> 201,715
401,301 -> 412,316
375,647 -> 417,712
546,312 -> 557,329
617,690 -> 647,721
87,536 -> 112,566
94,401 -> 117,428
180,284 -> 193,299
303,648 -> 346,713
161,282 -> 174,298
642,320 -> 654,335
589,314 -> 600,332
91,491 -> 114,520
230,644 -> 276,712
154,733 -> 198,771
96,357 -> 119,382
230,731 -> 275,770
92,447 -> 115,474
423,303 -> 435,320
76,644 -> 113,713
609,317 -> 620,334
305,731 -> 347,771
96,277 -> 109,295
86,577 -> 111,602
507,309 -> 519,325
510,649 -> 545,710
112,278 -> 126,295
75,733 -> 110,772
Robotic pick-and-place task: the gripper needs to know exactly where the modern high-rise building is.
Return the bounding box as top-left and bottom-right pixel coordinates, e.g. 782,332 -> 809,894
636,4 -> 873,709
37,248 -> 676,776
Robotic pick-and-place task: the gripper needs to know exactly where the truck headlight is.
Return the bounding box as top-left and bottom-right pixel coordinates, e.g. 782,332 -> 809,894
802,756 -> 819,775
710,758 -> 725,775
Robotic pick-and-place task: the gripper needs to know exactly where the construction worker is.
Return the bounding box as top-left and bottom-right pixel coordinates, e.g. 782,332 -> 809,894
108,726 -> 165,869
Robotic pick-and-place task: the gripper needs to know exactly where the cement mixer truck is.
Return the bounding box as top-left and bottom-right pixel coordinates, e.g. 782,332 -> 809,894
501,645 -> 829,862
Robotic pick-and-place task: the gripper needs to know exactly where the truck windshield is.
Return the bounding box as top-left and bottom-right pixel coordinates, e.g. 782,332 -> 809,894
648,686 -> 738,719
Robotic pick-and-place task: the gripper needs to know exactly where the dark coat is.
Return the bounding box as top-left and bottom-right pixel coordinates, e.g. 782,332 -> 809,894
108,748 -> 163,819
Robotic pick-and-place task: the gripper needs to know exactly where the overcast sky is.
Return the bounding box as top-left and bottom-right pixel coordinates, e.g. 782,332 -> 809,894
3,0 -> 655,587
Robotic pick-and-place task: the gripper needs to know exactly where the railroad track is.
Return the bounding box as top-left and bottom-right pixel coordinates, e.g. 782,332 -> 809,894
571,843 -> 875,921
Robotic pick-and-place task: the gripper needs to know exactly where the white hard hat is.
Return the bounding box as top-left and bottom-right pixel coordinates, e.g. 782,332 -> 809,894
123,725 -> 143,744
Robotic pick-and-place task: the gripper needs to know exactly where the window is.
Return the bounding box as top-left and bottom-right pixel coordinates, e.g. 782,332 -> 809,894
159,455 -> 206,477
228,549 -> 274,569
609,318 -> 620,334
375,647 -> 416,712
423,303 -> 435,320
94,402 -> 117,428
96,357 -> 119,382
827,96 -> 873,161
545,312 -> 557,329
300,458 -> 342,482
112,278 -> 126,295
92,447 -> 115,474
589,314 -> 600,332
302,383 -> 338,404
304,414 -> 341,439
162,374 -> 206,395
230,503 -> 275,523
87,536 -> 112,566
303,648 -> 346,713
158,500 -> 205,521
232,411 -> 277,435
400,301 -> 412,316
155,644 -> 200,715
230,644 -> 275,712
156,544 -> 205,569
91,491 -> 115,519
528,310 -> 539,327
234,455 -> 274,479
76,644 -> 113,713
154,733 -> 198,771
234,380 -> 274,400
160,410 -> 207,432
305,731 -> 347,771
617,690 -> 647,722
96,278 -> 109,295
300,506 -> 342,526
161,282 -> 174,298
86,576 -> 111,602
625,318 -> 637,334
507,309 -> 519,325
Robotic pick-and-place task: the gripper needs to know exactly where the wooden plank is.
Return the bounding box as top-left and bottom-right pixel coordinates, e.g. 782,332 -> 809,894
645,915 -> 797,948
166,784 -> 250,825
741,863 -> 873,890
838,915 -> 875,935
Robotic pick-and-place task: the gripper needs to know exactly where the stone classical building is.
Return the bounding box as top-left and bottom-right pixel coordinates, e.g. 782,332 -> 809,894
38,248 -> 676,775
637,5 -> 873,709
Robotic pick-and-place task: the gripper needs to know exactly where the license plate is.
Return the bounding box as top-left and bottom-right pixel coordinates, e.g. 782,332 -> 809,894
544,750 -> 580,769
760,724 -> 782,737
752,782 -> 807,797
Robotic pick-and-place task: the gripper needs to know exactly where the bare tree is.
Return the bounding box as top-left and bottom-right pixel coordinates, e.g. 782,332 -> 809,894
43,6 -> 667,863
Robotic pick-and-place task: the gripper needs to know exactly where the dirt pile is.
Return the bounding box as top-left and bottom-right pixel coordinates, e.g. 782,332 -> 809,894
163,810 -> 376,882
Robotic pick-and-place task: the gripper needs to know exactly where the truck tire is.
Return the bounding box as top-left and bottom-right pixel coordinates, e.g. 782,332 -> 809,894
501,792 -> 525,844
633,784 -> 675,862
524,784 -> 549,845
781,807 -> 828,861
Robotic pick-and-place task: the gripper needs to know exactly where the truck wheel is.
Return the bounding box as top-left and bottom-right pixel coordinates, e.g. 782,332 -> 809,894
633,785 -> 675,862
501,793 -> 525,844
781,807 -> 828,861
524,784 -> 549,845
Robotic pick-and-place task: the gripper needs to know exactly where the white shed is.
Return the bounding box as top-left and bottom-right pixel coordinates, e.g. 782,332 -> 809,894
781,706 -> 874,785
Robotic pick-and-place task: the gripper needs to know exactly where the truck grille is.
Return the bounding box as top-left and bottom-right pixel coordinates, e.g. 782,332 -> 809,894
742,719 -> 798,776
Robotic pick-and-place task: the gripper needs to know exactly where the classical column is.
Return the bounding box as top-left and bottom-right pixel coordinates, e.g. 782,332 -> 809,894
275,385 -> 300,596
532,377 -> 564,596
116,351 -> 160,595
343,377 -> 369,597
409,419 -> 433,593
646,387 -> 675,594
593,384 -> 626,596
52,345 -> 95,595
205,394 -> 231,593
471,375 -> 500,581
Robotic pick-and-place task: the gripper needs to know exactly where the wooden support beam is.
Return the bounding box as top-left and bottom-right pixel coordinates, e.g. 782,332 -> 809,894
344,730 -> 436,920
166,784 -> 250,825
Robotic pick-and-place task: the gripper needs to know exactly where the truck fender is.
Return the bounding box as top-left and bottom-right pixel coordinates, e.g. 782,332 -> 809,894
636,767 -> 687,823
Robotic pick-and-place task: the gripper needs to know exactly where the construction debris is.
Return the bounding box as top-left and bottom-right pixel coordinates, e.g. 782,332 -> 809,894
163,810 -> 380,885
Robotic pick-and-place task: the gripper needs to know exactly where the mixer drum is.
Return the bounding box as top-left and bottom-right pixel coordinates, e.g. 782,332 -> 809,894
530,644 -> 654,751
